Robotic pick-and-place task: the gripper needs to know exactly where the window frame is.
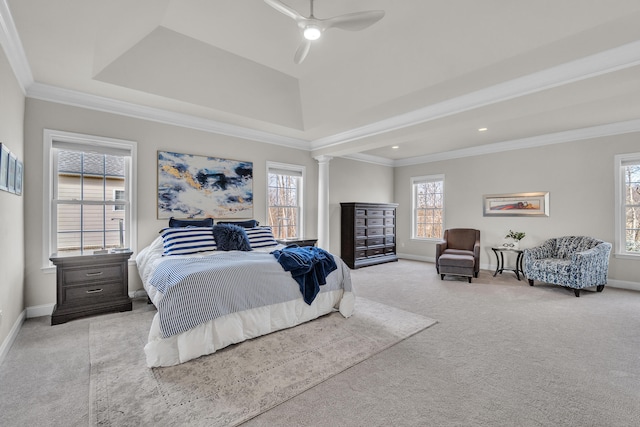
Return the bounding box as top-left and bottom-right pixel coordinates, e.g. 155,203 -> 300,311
411,174 -> 445,241
614,152 -> 640,259
42,129 -> 137,269
266,161 -> 305,240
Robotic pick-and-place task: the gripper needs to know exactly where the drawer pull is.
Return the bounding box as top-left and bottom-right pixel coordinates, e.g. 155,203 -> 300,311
85,271 -> 104,277
86,288 -> 104,294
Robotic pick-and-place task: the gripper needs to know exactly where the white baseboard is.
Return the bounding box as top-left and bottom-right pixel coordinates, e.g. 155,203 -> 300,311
607,279 -> 640,292
26,304 -> 54,319
0,309 -> 26,367
396,254 -> 640,292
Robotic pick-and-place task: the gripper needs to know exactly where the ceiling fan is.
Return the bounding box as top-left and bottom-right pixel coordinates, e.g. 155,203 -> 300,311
264,0 -> 385,64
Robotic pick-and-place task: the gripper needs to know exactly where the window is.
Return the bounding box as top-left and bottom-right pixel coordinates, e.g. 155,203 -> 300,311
267,162 -> 305,240
113,189 -> 125,211
615,153 -> 640,257
43,130 -> 137,266
412,175 -> 444,239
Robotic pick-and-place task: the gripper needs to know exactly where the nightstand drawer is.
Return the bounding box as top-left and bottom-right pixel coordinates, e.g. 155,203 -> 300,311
63,264 -> 123,285
63,281 -> 124,304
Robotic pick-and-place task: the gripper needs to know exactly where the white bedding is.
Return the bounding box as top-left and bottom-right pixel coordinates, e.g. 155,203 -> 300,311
136,237 -> 355,367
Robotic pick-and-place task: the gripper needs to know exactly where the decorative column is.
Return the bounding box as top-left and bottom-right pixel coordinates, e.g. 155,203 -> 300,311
314,155 -> 332,250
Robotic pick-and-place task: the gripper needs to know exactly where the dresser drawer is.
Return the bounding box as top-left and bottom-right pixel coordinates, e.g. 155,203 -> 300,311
384,217 -> 394,226
356,228 -> 366,237
63,281 -> 124,304
366,209 -> 384,217
367,217 -> 384,226
62,264 -> 123,286
355,250 -> 367,259
367,227 -> 383,236
355,218 -> 366,226
355,209 -> 366,216
367,247 -> 385,257
384,209 -> 395,216
356,238 -> 367,249
368,237 -> 384,246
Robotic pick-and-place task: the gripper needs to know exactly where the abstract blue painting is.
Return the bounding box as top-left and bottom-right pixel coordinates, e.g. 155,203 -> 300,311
157,151 -> 253,219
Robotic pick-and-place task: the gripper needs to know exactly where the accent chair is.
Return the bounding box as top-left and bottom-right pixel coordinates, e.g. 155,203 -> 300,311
523,236 -> 612,297
436,228 -> 481,283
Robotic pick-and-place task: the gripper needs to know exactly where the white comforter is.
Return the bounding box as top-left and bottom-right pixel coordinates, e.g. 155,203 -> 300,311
136,237 -> 355,367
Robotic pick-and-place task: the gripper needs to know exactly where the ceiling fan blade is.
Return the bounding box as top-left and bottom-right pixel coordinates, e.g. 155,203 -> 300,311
294,40 -> 312,64
324,10 -> 385,31
264,0 -> 303,21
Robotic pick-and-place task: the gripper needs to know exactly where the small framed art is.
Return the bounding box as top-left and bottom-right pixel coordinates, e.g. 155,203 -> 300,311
15,160 -> 23,195
7,153 -> 16,193
0,143 -> 8,191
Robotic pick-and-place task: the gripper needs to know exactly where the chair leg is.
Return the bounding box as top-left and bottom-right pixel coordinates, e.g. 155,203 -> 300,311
440,274 -> 445,280
574,289 -> 581,297
468,277 -> 472,283
528,279 -> 534,286
597,285 -> 605,292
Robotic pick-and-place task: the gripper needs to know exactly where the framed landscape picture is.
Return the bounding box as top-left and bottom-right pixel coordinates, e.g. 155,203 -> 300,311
157,151 -> 253,219
483,192 -> 549,217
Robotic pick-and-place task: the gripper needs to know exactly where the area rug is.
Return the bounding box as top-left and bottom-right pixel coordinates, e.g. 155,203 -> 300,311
89,298 -> 437,426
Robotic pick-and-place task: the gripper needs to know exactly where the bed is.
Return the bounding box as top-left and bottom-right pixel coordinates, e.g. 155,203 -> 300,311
136,225 -> 355,367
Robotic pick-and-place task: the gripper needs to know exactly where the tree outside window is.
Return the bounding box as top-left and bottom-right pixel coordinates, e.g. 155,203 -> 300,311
267,163 -> 304,240
623,162 -> 640,253
412,175 -> 444,239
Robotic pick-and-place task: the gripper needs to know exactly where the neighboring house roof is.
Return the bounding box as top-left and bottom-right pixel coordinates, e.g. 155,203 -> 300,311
58,151 -> 125,177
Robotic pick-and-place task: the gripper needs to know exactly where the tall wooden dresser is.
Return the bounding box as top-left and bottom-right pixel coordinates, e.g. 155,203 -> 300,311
340,202 -> 398,269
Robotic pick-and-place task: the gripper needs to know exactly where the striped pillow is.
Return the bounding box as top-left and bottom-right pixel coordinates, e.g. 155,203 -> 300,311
245,226 -> 278,249
160,227 -> 217,256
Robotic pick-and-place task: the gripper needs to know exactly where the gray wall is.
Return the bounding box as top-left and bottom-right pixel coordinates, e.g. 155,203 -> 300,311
394,132 -> 640,286
328,157 -> 395,255
0,47 -> 25,351
22,99 -> 326,308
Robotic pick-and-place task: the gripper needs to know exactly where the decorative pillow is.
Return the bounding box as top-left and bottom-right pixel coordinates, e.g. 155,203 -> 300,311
168,217 -> 214,228
215,219 -> 259,228
245,226 -> 279,249
211,224 -> 252,251
160,227 -> 217,256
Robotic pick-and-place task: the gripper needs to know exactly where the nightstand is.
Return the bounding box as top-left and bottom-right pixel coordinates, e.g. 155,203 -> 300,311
276,238 -> 318,247
50,251 -> 133,325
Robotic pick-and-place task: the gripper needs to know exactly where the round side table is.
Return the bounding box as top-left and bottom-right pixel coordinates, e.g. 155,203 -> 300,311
491,247 -> 524,280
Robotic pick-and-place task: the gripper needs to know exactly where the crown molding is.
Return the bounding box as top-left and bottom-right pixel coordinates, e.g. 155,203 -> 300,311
342,152 -> 395,167
0,0 -> 33,92
393,119 -> 640,167
26,82 -> 309,150
310,39 -> 640,151
3,0 -> 640,163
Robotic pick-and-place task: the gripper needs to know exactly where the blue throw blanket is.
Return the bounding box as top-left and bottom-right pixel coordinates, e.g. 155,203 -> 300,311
271,245 -> 337,305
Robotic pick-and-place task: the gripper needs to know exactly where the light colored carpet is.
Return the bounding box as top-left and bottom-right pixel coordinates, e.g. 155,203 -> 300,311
89,297 -> 437,426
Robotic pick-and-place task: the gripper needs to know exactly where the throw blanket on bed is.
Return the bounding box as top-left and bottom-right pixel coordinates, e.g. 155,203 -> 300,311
271,245 -> 337,305
147,251 -> 345,338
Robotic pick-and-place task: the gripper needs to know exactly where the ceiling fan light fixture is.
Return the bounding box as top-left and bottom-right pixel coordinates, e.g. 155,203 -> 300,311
303,25 -> 322,40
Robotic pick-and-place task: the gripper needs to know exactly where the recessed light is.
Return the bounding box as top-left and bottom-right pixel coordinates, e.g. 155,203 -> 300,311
391,145 -> 399,149
478,127 -> 488,132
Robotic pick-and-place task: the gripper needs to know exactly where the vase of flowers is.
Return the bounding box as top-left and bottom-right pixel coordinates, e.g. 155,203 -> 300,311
504,230 -> 525,249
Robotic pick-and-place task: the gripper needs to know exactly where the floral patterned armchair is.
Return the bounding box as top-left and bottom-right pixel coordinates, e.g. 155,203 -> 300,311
523,236 -> 612,297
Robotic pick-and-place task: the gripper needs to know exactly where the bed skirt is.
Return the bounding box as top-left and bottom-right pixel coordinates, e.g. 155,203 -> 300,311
145,289 -> 355,367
